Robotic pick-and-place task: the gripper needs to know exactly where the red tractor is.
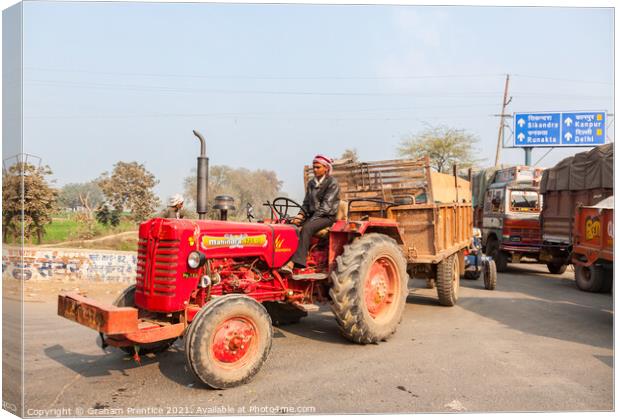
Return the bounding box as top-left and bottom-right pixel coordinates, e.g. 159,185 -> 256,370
58,131 -> 408,389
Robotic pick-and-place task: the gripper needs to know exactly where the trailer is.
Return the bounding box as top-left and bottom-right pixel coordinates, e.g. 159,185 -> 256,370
308,156 -> 473,306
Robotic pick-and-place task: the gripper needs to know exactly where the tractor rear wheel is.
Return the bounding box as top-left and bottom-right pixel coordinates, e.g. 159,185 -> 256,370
483,259 -> 497,290
575,265 -> 604,293
436,253 -> 460,306
329,233 -> 408,344
546,262 -> 567,275
185,294 -> 272,389
110,285 -> 176,355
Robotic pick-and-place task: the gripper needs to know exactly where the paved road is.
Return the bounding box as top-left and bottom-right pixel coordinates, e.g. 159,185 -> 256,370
9,263 -> 614,415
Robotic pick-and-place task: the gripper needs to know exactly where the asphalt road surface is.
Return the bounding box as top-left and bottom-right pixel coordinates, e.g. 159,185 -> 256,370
7,263 -> 614,416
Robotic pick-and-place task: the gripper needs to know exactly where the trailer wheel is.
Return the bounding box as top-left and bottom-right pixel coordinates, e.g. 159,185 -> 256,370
436,253 -> 460,306
546,262 -> 567,275
185,294 -> 272,389
329,233 -> 408,344
483,260 -> 497,290
111,285 -> 176,355
487,240 -> 508,272
574,265 -> 605,293
262,302 -> 307,326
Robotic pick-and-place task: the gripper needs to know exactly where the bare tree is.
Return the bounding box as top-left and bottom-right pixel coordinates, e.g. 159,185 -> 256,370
58,181 -> 104,218
184,165 -> 283,220
398,124 -> 481,173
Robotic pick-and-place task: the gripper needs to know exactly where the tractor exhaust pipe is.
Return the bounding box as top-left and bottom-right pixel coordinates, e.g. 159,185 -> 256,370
193,130 -> 209,220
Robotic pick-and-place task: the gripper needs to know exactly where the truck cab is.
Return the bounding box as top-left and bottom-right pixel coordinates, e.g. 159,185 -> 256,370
481,166 -> 543,271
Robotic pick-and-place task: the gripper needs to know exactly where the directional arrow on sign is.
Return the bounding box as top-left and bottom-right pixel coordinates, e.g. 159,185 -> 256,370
518,118 -> 525,128
564,132 -> 573,141
564,117 -> 573,126
517,133 -> 525,141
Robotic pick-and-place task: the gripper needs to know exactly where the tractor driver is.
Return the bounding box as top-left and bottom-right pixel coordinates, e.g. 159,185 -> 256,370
280,155 -> 340,274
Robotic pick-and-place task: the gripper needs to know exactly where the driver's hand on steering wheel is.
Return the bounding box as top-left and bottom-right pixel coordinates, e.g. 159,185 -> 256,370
291,213 -> 305,226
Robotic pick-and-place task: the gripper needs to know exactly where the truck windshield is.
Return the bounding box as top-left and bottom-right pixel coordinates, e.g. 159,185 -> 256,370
509,190 -> 540,212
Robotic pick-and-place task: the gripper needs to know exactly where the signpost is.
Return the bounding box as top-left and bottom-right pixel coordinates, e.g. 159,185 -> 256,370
514,111 -> 606,165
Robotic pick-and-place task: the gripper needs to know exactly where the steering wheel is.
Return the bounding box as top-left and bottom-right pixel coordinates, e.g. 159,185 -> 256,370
271,197 -> 307,222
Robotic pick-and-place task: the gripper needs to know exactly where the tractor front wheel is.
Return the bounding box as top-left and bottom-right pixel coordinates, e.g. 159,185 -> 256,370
185,294 -> 272,389
329,233 -> 408,344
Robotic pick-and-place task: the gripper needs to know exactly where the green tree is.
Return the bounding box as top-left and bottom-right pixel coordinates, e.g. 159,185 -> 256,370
96,204 -> 122,227
183,165 -> 283,220
98,161 -> 159,223
398,124 -> 480,173
2,163 -> 58,244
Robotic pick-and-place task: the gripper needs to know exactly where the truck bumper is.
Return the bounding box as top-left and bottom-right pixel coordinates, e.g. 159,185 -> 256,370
58,293 -> 185,346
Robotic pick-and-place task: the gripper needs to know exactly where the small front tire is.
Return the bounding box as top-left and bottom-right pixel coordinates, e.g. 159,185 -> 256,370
185,294 -> 273,389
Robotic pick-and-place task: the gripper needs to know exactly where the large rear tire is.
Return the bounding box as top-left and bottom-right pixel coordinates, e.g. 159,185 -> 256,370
436,254 -> 460,306
111,285 -> 176,355
185,294 -> 272,389
547,262 -> 567,275
575,265 -> 604,293
329,233 -> 408,344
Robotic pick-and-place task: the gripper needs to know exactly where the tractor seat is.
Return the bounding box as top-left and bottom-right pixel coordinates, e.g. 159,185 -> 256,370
314,201 -> 348,238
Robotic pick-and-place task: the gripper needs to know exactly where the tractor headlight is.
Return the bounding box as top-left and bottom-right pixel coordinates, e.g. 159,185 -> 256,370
188,251 -> 206,269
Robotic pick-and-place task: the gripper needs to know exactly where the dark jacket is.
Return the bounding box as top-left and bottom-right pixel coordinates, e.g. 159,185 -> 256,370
301,175 -> 340,221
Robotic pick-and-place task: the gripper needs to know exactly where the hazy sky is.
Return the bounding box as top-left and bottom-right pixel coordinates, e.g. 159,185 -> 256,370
5,1 -> 615,206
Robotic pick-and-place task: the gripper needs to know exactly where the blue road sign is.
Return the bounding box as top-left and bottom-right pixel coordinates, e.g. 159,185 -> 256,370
514,113 -> 561,146
514,111 -> 606,147
561,112 -> 606,145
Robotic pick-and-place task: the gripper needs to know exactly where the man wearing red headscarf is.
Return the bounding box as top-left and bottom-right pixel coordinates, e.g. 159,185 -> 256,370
280,155 -> 340,274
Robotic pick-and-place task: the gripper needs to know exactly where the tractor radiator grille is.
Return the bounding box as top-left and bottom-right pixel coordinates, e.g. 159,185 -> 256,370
136,239 -> 180,297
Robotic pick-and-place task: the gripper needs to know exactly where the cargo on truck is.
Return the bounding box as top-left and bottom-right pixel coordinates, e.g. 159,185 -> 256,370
539,143 -> 613,291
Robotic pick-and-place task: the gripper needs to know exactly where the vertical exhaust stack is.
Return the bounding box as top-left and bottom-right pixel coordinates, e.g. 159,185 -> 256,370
193,130 -> 209,220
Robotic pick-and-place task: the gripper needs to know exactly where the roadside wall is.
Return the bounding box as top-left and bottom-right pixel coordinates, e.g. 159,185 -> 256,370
2,246 -> 137,282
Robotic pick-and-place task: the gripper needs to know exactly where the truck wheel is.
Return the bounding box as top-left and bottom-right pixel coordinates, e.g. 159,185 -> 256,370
575,265 -> 604,293
262,302 -> 307,326
487,241 -> 508,272
546,262 -> 567,275
185,294 -> 272,389
111,285 -> 176,355
329,233 -> 408,344
483,260 -> 497,290
436,253 -> 460,306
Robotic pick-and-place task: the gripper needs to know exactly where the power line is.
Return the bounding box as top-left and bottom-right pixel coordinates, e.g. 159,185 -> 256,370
513,74 -> 613,85
25,80 -> 613,100
23,67 -> 505,81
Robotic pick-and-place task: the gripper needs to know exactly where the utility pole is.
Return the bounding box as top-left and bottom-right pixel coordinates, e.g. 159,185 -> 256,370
494,74 -> 511,166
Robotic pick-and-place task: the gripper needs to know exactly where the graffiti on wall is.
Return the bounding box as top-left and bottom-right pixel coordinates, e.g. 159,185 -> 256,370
2,247 -> 137,282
